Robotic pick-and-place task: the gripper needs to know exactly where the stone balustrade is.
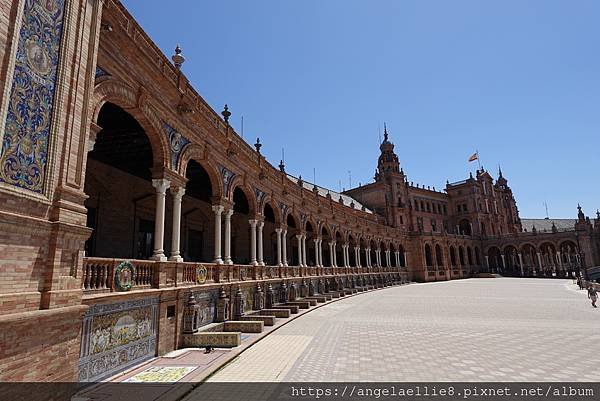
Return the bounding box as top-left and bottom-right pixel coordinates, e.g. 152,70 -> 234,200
82,257 -> 409,295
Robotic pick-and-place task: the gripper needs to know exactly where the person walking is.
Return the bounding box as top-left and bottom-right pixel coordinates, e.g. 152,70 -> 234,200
588,285 -> 598,308
577,276 -> 583,290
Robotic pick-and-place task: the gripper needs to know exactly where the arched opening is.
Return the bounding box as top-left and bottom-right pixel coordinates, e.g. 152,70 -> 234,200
398,244 -> 406,267
435,244 -> 443,268
559,240 -> 578,277
458,219 -> 472,236
321,227 -> 332,267
370,239 -> 377,267
449,246 -> 457,267
458,246 -> 466,266
263,203 -> 277,266
335,232 -> 343,267
231,187 -> 251,264
380,241 -> 387,267
84,102 -> 156,259
181,160 -> 214,262
487,246 -> 502,272
286,214 -> 299,266
539,242 -> 557,277
521,244 -> 537,276
467,246 -> 474,266
424,244 -> 433,267
475,247 -> 481,266
348,235 -> 357,267
389,243 -> 396,267
503,245 -> 519,276
359,237 -> 367,267
306,221 -> 316,267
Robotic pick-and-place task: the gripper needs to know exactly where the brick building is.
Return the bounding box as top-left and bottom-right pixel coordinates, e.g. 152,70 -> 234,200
0,0 -> 598,383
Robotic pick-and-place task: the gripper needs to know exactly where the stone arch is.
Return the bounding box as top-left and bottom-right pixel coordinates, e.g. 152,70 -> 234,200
92,79 -> 169,169
178,145 -> 223,195
228,180 -> 257,216
179,151 -> 223,199
424,243 -> 433,267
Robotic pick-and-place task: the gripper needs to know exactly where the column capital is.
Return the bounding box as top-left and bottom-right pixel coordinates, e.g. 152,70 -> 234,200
212,204 -> 224,214
170,185 -> 186,199
275,227 -> 282,234
224,208 -> 234,218
258,220 -> 265,229
296,234 -> 303,240
249,219 -> 258,227
152,178 -> 171,194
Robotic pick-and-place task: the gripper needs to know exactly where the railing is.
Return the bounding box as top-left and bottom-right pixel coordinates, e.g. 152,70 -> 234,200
82,257 -> 405,295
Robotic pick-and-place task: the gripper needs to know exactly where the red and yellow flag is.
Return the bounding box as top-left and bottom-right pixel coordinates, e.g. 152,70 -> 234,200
468,152 -> 478,162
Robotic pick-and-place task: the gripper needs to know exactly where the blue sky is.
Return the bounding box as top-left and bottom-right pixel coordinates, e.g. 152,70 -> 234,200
122,0 -> 600,218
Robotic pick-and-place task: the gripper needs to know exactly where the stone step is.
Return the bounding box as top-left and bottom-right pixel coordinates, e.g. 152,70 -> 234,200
223,320 -> 264,333
183,332 -> 241,348
304,296 -> 327,303
285,301 -> 310,309
240,315 -> 276,326
257,308 -> 291,318
274,305 -> 300,314
297,298 -> 318,306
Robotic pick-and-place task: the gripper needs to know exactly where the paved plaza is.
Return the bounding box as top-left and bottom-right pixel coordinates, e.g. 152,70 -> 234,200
207,278 -> 600,382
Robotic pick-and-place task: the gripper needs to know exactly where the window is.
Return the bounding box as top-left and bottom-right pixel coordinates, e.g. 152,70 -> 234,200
431,219 -> 437,232
167,305 -> 176,318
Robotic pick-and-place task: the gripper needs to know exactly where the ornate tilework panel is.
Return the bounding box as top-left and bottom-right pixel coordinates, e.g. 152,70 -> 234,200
164,122 -> 189,170
78,297 -> 159,382
191,289 -> 218,328
0,0 -> 66,193
219,165 -> 235,195
95,65 -> 109,79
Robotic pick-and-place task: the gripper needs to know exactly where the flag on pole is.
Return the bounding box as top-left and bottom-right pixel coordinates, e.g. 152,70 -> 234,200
468,152 -> 478,162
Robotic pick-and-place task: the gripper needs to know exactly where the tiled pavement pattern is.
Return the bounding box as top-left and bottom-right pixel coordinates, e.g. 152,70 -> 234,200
207,278 -> 600,382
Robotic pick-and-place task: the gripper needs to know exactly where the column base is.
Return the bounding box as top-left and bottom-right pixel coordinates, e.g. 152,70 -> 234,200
214,258 -> 224,265
152,253 -> 167,262
259,262 -> 265,267
225,258 -> 233,265
168,255 -> 183,262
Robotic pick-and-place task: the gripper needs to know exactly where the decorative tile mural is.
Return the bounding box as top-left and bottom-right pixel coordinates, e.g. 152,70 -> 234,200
79,297 -> 159,382
0,0 -> 66,193
164,123 -> 189,170
191,289 -> 218,328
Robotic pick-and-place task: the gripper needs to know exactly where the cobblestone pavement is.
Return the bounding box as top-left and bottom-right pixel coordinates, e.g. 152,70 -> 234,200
207,278 -> 600,382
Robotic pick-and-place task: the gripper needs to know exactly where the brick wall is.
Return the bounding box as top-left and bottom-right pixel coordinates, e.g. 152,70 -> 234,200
0,305 -> 87,381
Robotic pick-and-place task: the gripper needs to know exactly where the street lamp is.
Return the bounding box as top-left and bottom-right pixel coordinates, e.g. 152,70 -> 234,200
574,231 -> 587,282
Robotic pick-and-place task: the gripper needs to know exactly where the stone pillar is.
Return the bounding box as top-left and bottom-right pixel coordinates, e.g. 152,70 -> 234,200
395,251 -> 400,267
500,255 -> 506,271
518,253 -> 524,276
366,248 -> 371,268
342,245 -> 348,268
151,178 -> 170,261
168,186 -> 185,262
536,252 -> 543,271
282,229 -> 288,267
329,242 -> 335,267
212,205 -> 224,264
557,251 -> 563,272
249,219 -> 258,266
484,255 -> 489,271
317,238 -> 323,267
224,208 -> 233,265
276,228 -> 283,267
386,250 -> 391,267
354,247 -> 360,268
296,234 -> 303,267
302,234 -> 308,267
314,238 -> 320,267
404,251 -> 408,268
257,221 -> 265,266
332,242 -> 338,267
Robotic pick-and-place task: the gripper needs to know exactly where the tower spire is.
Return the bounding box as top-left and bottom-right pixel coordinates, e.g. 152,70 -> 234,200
383,122 -> 388,142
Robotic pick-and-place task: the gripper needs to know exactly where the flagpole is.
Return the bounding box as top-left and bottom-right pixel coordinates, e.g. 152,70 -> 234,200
476,149 -> 481,170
